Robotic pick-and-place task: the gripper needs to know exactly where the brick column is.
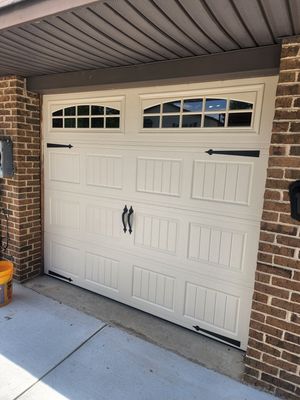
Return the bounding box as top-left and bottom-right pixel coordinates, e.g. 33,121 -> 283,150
0,76 -> 41,282
244,38 -> 300,399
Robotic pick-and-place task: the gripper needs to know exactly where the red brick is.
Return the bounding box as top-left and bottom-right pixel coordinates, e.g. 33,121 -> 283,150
272,122 -> 290,132
262,354 -> 297,373
261,222 -> 298,236
252,301 -> 286,319
276,84 -> 300,97
0,76 -> 41,282
275,388 -> 300,400
254,282 -> 290,299
282,351 -> 300,365
271,298 -> 300,314
275,96 -> 293,107
290,146 -> 300,155
246,40 -> 300,397
276,235 -> 300,248
280,371 -> 300,385
280,58 -> 300,71
260,232 -> 275,243
268,156 -> 300,168
261,373 -> 295,392
273,256 -> 300,270
280,46 -> 300,58
245,357 -> 278,376
248,338 -> 281,357
290,122 -> 300,132
266,168 -> 284,179
257,263 -> 292,278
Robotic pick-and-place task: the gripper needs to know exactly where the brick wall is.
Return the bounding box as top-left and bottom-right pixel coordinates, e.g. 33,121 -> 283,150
0,76 -> 41,282
244,38 -> 300,399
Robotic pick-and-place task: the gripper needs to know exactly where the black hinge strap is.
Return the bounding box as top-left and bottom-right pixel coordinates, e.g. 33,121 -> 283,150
47,143 -> 73,149
206,149 -> 260,158
48,270 -> 73,282
193,325 -> 241,348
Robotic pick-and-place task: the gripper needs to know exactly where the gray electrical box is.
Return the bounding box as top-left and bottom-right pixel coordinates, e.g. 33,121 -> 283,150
0,137 -> 14,178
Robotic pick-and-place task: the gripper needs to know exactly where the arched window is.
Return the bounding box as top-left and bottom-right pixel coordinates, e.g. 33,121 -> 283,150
52,105 -> 120,129
142,97 -> 253,129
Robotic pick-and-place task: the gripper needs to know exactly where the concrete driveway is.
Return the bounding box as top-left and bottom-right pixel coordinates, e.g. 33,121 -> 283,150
0,284 -> 277,400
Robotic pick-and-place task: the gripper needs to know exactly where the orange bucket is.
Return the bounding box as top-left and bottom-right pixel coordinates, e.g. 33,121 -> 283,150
0,261 -> 13,307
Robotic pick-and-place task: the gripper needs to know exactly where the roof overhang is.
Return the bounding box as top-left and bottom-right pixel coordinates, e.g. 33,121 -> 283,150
0,0 -> 103,31
0,0 -> 298,93
27,44 -> 281,94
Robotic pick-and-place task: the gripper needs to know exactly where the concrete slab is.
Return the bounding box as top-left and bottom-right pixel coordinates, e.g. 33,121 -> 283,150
19,325 -> 277,400
0,284 -> 105,400
24,276 -> 245,381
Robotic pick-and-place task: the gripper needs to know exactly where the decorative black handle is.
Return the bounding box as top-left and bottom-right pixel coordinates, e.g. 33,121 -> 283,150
122,205 -> 128,233
128,206 -> 134,234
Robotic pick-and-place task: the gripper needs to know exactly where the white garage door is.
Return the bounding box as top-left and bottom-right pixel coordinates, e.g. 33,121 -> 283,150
43,77 -> 277,350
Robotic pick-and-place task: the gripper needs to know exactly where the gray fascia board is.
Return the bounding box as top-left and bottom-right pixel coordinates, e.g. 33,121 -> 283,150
27,45 -> 281,94
0,0 -> 105,31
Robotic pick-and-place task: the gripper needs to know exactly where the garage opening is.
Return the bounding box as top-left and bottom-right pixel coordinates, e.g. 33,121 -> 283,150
43,76 -> 277,350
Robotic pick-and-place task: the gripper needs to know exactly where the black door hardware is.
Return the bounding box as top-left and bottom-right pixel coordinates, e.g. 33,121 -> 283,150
193,325 -> 241,348
289,180 -> 300,221
47,143 -> 73,149
128,206 -> 134,234
48,270 -> 73,282
205,149 -> 260,158
122,205 -> 128,233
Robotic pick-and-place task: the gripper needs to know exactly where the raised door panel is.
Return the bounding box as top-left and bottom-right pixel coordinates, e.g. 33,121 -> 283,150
136,157 -> 182,197
181,274 -> 252,349
127,148 -> 267,221
44,233 -> 83,281
129,202 -> 181,262
44,233 -> 132,301
45,145 -> 131,199
188,151 -> 267,220
129,202 -> 259,288
45,191 -> 130,250
124,255 -> 249,349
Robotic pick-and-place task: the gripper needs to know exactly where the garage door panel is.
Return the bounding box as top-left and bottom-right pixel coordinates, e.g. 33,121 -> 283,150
45,234 -> 82,281
185,221 -> 259,286
136,156 -> 182,197
82,146 -> 130,198
184,282 -> 239,334
86,203 -> 122,239
48,196 -> 80,233
133,213 -> 179,256
81,244 -> 133,299
44,78 -> 276,349
48,151 -> 81,185
86,153 -> 124,190
132,265 -> 175,311
191,159 -> 252,205
131,203 -> 259,286
181,273 -> 253,349
187,222 -> 245,271
84,251 -> 119,292
130,149 -> 267,220
45,191 -> 130,249
126,257 -> 249,348
45,145 -> 130,198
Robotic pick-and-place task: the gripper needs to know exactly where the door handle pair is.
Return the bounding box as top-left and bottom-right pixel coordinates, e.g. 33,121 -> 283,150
122,205 -> 134,234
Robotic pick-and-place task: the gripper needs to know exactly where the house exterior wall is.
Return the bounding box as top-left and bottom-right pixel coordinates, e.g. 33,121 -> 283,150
245,37 -> 300,399
0,38 -> 299,399
0,76 -> 41,281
